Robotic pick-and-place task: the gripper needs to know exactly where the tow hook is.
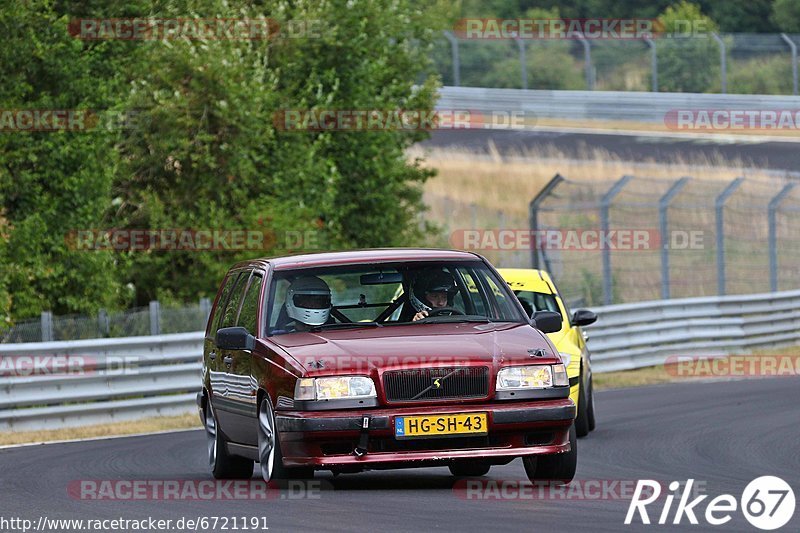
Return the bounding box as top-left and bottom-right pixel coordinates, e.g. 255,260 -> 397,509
353,415 -> 370,457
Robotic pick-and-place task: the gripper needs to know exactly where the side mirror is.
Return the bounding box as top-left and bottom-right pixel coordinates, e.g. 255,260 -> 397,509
572,309 -> 598,327
531,310 -> 562,334
216,326 -> 255,350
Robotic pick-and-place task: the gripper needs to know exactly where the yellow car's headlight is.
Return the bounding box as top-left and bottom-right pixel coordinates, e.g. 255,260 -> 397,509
294,376 -> 376,401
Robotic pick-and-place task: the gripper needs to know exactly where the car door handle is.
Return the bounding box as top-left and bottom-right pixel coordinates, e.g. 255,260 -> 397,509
223,356 -> 233,366
209,351 -> 216,360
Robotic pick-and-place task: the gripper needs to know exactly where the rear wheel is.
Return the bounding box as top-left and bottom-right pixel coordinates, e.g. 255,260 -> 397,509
257,397 -> 313,482
522,424 -> 577,485
448,462 -> 491,477
205,400 -> 254,479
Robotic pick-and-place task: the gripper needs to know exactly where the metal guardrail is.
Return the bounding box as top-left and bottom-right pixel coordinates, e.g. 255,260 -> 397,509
437,86 -> 800,124
1,288 -> 798,431
585,288 -> 800,373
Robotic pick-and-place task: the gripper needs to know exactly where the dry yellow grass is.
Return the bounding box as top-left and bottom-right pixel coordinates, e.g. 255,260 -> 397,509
0,412 -> 201,447
414,145 -> 784,217
533,117 -> 800,139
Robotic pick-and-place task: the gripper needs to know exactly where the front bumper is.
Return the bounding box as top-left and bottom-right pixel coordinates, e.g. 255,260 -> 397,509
276,399 -> 575,468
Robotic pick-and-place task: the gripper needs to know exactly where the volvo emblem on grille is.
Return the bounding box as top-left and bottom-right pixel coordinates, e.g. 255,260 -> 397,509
432,378 -> 442,389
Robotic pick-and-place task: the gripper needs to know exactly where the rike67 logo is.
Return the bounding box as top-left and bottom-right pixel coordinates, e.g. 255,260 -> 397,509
626,477 -> 795,530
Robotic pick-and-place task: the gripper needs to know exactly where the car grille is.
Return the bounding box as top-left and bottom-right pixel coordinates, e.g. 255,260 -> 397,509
383,366 -> 489,402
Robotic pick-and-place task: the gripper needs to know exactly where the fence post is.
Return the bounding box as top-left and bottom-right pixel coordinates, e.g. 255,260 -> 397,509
643,36 -> 658,92
768,183 -> 795,292
515,37 -> 527,90
659,177 -> 690,300
715,177 -> 744,296
781,33 -> 798,96
149,300 -> 161,336
443,31 -> 461,87
712,33 -> 727,93
41,311 -> 53,342
529,174 -> 565,269
601,175 -> 634,305
98,308 -> 110,337
577,33 -> 594,90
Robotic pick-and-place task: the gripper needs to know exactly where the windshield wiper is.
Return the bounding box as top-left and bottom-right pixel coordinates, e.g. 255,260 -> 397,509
309,321 -> 383,332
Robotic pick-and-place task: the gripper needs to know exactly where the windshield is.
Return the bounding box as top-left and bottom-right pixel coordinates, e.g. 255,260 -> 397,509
266,260 -> 526,336
513,290 -> 562,320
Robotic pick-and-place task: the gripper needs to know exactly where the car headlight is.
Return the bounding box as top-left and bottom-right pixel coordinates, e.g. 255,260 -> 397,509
559,352 -> 573,369
496,365 -> 569,390
294,376 -> 376,401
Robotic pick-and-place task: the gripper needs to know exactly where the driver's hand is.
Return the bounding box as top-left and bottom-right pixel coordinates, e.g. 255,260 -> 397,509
412,310 -> 429,322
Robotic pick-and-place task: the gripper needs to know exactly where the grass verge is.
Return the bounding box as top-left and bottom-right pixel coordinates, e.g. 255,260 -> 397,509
0,412 -> 201,447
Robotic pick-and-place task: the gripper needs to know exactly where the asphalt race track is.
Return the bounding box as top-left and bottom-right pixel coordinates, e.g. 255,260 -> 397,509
2,377 -> 798,532
425,129 -> 800,171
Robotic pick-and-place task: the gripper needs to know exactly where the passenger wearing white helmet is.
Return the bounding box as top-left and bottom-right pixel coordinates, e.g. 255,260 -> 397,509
284,275 -> 332,331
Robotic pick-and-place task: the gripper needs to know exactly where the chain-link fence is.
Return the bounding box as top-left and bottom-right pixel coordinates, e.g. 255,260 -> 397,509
529,175 -> 800,306
432,32 -> 800,95
1,299 -> 211,343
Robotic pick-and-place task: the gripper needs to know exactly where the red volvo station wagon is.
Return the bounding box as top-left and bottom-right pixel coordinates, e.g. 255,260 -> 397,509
198,249 -> 577,483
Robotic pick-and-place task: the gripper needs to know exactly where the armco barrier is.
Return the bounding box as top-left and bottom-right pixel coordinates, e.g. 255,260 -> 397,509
1,288 -> 798,431
437,86 -> 800,125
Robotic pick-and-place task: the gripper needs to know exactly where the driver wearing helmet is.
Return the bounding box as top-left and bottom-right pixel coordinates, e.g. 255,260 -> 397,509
410,270 -> 458,321
282,276 -> 333,332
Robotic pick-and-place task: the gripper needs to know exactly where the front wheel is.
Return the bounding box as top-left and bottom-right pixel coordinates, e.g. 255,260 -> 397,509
257,397 -> 313,482
575,371 -> 590,438
522,424 -> 577,485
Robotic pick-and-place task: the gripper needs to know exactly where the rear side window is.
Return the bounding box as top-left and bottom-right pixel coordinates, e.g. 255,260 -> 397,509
208,272 -> 240,337
220,271 -> 250,329
237,273 -> 263,335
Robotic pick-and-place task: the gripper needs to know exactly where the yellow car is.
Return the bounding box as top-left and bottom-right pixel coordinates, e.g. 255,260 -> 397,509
498,268 -> 598,438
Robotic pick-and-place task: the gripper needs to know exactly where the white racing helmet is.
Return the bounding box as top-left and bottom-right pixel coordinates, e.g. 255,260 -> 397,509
286,276 -> 332,326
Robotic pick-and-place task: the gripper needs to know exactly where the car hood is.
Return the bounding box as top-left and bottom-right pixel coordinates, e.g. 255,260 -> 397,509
269,322 -> 560,376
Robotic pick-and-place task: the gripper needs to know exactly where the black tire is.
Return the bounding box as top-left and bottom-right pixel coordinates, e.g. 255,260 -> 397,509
522,424 -> 577,485
586,374 -> 596,431
448,462 -> 491,477
575,370 -> 590,438
205,400 -> 254,479
257,397 -> 314,482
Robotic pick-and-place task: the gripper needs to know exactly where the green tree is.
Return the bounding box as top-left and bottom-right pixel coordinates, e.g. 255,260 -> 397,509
772,0 -> 800,33
0,1 -> 133,320
656,2 -> 720,93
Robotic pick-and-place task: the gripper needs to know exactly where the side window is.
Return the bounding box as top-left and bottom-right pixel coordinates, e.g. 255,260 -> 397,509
220,271 -> 250,329
268,278 -> 291,331
208,272 -> 239,337
237,273 -> 263,335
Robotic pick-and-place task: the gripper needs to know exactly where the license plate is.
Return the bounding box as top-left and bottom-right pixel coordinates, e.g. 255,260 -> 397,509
394,413 -> 488,439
